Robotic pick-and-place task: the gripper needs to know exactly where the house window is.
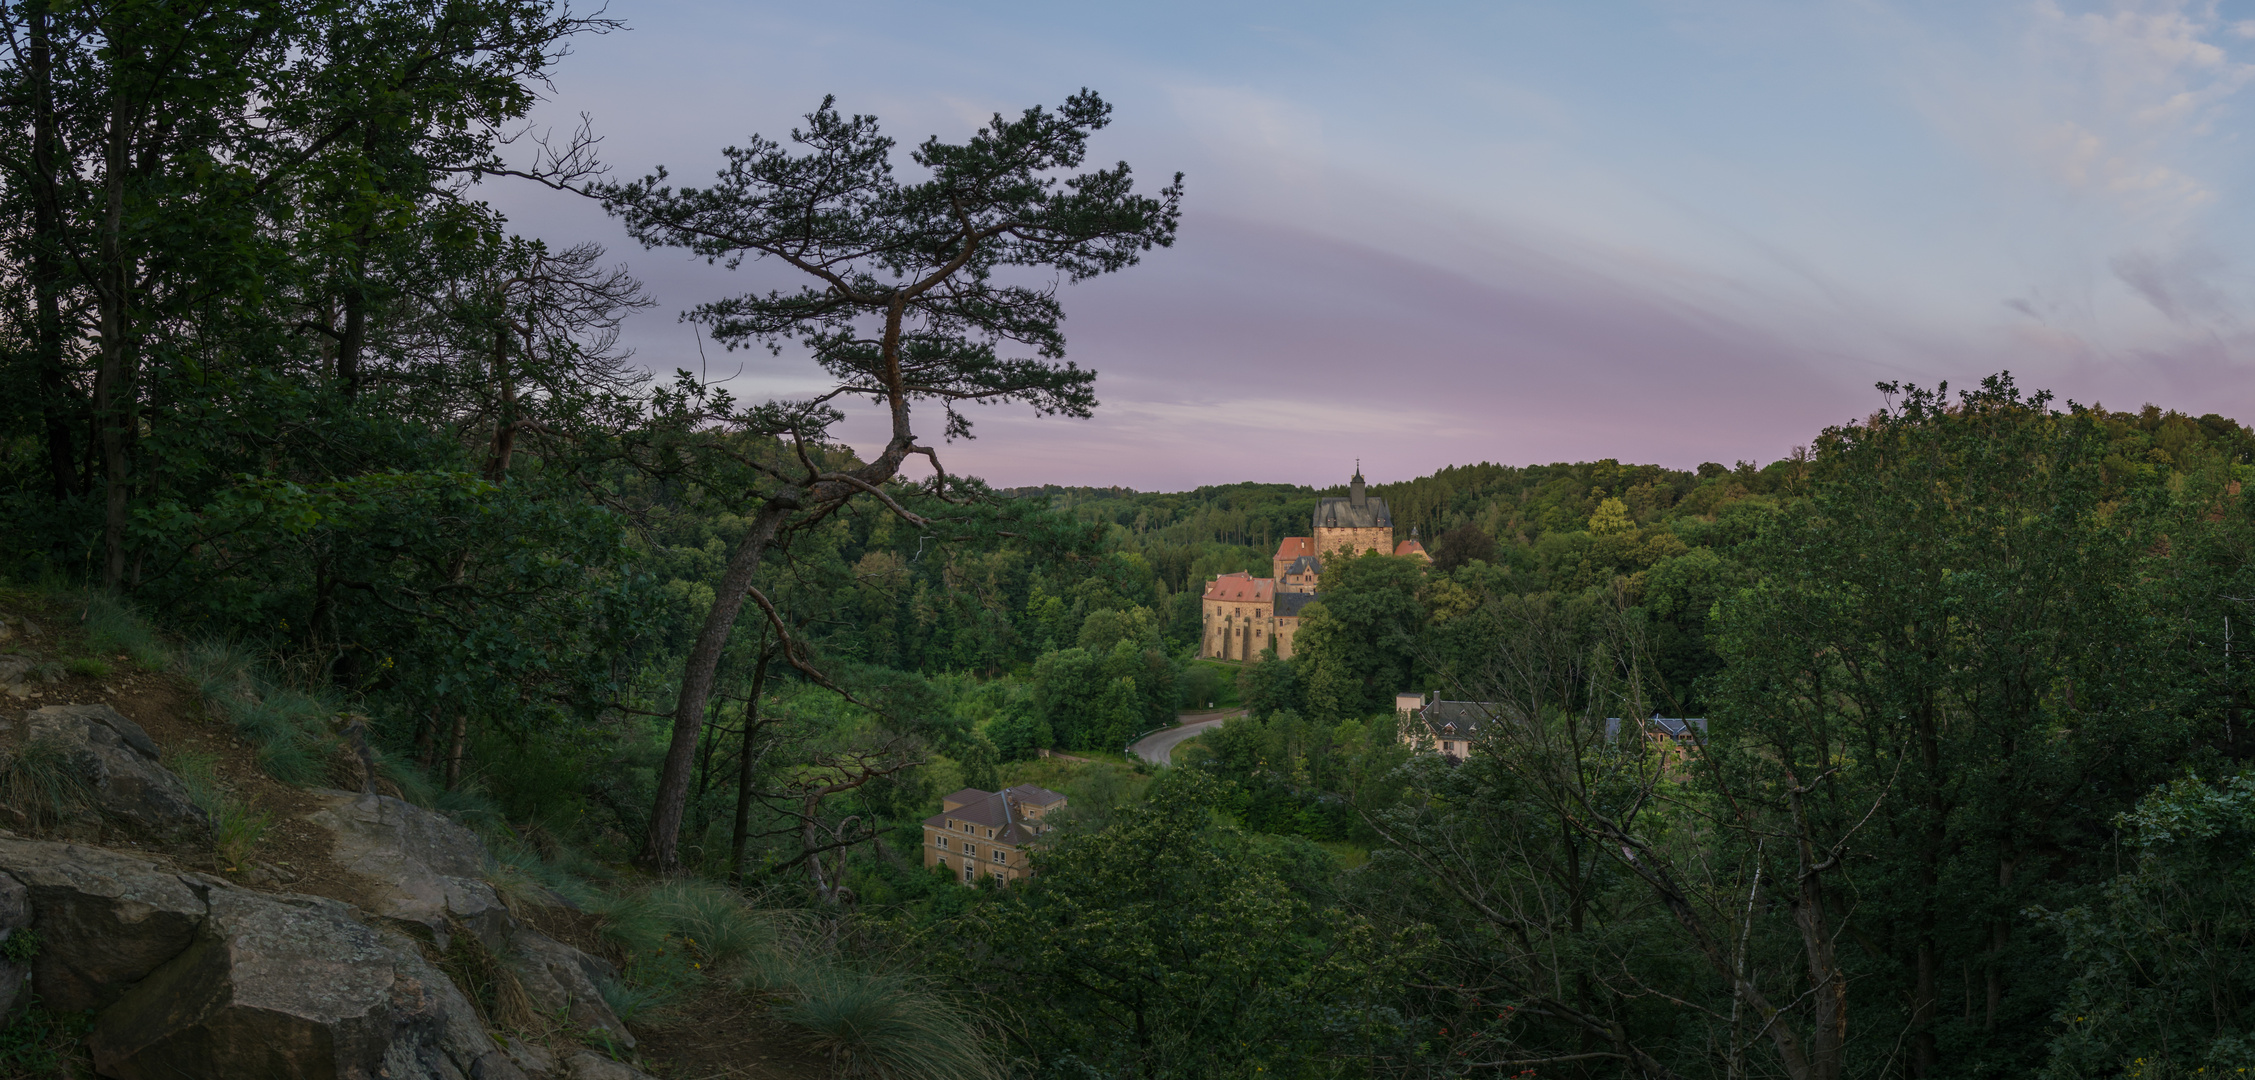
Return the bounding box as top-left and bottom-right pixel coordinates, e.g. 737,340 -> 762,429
964,863 -> 974,882
986,828 -> 993,838
936,836 -> 949,850
992,849 -> 1006,863
964,844 -> 976,858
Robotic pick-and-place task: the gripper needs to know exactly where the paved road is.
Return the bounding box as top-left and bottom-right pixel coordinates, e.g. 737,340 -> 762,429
1130,710 -> 1243,766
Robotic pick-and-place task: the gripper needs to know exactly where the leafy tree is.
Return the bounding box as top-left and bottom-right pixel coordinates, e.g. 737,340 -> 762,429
1707,376 -> 2196,1078
1294,551 -> 1425,719
983,770 -> 1419,1077
1427,521 -> 1496,573
2037,770 -> 2255,1078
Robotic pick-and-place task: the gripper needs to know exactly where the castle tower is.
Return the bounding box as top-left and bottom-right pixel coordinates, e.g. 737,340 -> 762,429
1313,464 -> 1392,561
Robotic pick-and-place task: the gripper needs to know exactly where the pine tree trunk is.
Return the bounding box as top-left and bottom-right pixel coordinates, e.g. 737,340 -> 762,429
637,498 -> 797,873
729,639 -> 776,885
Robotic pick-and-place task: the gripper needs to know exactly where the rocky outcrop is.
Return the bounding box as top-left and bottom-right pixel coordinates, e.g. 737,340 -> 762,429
507,927 -> 633,1049
0,700 -> 652,1079
0,837 -> 209,1012
89,888 -> 519,1080
0,835 -> 517,1079
22,704 -> 208,843
305,789 -> 510,951
302,789 -> 636,1050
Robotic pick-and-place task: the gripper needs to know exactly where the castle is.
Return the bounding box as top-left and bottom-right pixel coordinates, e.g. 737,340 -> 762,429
1199,467 -> 1429,662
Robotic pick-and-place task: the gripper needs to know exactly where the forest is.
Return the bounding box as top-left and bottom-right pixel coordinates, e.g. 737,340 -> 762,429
3,4 -> 2255,1079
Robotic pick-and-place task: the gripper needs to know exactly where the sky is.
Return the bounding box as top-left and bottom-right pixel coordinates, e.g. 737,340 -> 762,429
485,0 -> 2255,490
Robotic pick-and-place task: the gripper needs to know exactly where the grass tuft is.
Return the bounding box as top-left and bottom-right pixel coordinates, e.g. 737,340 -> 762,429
79,593 -> 167,670
0,738 -> 91,830
176,642 -> 346,788
170,751 -> 270,868
63,657 -> 108,680
771,965 -> 1005,1080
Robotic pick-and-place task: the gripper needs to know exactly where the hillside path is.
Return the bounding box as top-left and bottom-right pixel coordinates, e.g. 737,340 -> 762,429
1130,709 -> 1243,766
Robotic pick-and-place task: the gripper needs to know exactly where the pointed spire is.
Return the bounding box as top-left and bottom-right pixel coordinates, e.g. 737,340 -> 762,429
1351,462 -> 1366,507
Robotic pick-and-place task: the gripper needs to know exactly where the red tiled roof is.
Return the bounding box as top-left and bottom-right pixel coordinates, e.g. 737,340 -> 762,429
1274,536 -> 1313,561
1202,572 -> 1274,602
1395,540 -> 1429,557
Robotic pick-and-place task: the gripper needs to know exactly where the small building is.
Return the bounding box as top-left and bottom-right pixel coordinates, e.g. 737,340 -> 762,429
1605,715 -> 1708,768
923,784 -> 1066,886
1397,693 -> 1495,760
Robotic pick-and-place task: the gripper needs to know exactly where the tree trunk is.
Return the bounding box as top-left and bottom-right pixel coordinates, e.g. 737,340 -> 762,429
730,639 -> 777,885
95,91 -> 133,591
637,497 -> 799,872
29,3 -> 75,503
336,282 -> 366,397
444,712 -> 468,790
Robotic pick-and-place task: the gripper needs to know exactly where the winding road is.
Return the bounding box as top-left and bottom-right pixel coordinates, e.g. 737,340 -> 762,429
1129,709 -> 1243,766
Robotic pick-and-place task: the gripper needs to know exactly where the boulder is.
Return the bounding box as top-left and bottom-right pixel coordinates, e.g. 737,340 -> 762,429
506,928 -> 633,1049
89,887 -> 508,1080
0,870 -> 28,1017
0,837 -> 208,1011
23,704 -> 209,843
564,1051 -> 660,1080
305,790 -> 509,950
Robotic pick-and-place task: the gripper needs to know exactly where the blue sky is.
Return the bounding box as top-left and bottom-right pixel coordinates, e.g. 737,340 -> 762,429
488,0 -> 2255,489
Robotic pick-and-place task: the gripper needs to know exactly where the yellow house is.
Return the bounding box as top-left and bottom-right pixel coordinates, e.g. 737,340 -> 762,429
922,783 -> 1066,886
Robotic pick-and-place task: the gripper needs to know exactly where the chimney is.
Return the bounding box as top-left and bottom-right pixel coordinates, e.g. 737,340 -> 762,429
1351,461 -> 1366,507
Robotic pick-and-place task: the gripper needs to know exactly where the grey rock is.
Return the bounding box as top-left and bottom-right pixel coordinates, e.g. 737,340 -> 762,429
0,654 -> 31,684
306,790 -> 509,950
0,871 -> 27,1017
90,887 -> 502,1080
507,928 -> 633,1049
565,1051 -> 659,1080
504,1035 -> 558,1076
0,837 -> 207,1011
474,1050 -> 533,1080
24,704 -> 208,843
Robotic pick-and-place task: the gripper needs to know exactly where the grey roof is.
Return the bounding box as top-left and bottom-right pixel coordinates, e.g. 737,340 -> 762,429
1420,700 -> 1496,736
1001,783 -> 1065,806
926,784 -> 1065,845
1604,716 -> 1708,742
1315,495 -> 1392,529
1283,556 -> 1322,576
1275,592 -> 1321,618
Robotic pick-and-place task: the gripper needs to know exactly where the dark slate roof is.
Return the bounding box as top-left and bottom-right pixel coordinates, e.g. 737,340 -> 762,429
1315,495 -> 1392,529
1002,783 -> 1065,806
1275,592 -> 1321,618
1284,556 -> 1322,576
1603,716 -> 1709,742
1419,700 -> 1497,736
924,783 -> 1066,846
